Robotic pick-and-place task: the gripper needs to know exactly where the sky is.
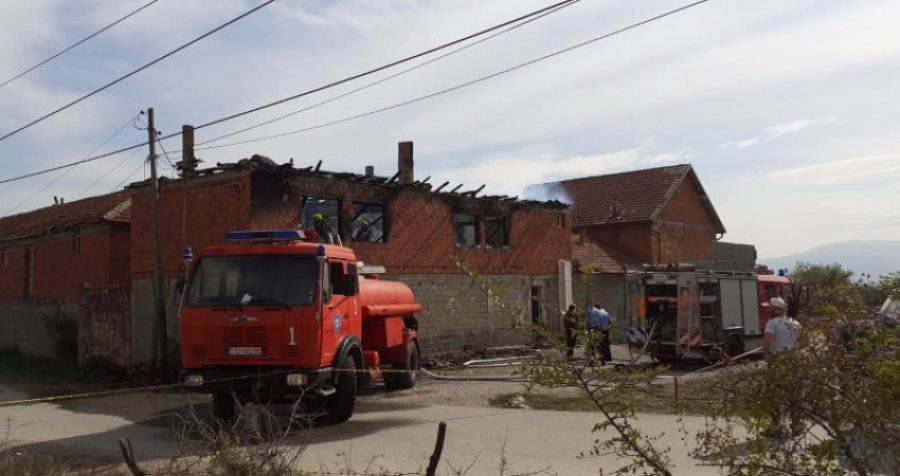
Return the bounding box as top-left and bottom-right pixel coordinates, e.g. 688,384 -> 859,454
0,0 -> 898,258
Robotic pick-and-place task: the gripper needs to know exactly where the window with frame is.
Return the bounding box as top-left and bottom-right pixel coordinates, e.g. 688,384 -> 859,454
453,214 -> 479,248
484,216 -> 508,249
330,261 -> 359,296
351,201 -> 386,243
303,197 -> 342,243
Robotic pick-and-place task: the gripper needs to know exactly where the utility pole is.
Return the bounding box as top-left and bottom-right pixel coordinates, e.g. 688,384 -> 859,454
147,107 -> 169,381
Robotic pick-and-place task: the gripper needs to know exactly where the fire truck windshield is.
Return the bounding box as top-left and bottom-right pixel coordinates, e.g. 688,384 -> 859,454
186,255 -> 318,307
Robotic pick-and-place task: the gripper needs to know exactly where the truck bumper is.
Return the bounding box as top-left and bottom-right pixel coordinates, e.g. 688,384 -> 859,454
180,366 -> 333,395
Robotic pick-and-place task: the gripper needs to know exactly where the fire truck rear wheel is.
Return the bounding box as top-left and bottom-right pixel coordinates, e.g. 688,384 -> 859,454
327,355 -> 357,424
392,342 -> 419,390
212,391 -> 236,422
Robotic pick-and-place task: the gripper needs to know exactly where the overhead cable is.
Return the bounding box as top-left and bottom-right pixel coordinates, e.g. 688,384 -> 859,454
4,112 -> 142,214
188,0 -> 582,132
197,0 -> 712,150
196,0 -> 583,146
0,0 -> 276,144
0,0 -> 161,90
0,0 -> 580,184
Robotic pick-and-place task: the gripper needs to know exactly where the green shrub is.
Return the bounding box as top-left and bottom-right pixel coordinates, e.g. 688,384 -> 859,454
42,314 -> 78,361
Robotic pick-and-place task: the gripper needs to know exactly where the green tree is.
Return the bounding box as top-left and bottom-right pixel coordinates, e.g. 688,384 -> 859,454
792,262 -> 853,289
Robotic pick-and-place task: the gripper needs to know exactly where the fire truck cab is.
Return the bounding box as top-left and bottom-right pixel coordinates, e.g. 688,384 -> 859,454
179,230 -> 421,423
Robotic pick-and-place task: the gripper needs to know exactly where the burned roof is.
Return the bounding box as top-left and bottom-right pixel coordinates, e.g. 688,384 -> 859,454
0,191 -> 131,241
535,164 -> 724,231
128,154 -> 569,210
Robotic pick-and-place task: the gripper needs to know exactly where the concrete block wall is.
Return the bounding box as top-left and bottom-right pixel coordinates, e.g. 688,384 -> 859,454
81,285 -> 131,367
389,274 -> 560,354
0,300 -> 82,357
130,277 -> 182,369
578,273 -> 628,342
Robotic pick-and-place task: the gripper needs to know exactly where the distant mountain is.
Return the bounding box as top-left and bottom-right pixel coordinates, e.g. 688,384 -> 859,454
760,240 -> 900,278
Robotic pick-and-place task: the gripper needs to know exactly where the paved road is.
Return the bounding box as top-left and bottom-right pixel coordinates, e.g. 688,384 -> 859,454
0,382 -> 731,475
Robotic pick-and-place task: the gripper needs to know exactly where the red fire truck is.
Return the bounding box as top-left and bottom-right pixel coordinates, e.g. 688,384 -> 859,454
179,230 -> 422,422
626,265 -> 803,362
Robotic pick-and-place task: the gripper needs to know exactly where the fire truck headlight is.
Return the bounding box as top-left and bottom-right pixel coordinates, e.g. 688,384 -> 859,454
286,373 -> 307,387
183,374 -> 204,387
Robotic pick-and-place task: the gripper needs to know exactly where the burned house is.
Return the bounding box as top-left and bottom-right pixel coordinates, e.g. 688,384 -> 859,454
126,141 -> 572,367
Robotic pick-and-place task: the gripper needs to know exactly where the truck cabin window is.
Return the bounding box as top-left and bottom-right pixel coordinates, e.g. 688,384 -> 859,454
187,255 -> 318,307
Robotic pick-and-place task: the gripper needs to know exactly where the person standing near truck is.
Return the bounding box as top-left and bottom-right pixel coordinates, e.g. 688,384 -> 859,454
762,297 -> 802,355
563,304 -> 579,360
761,296 -> 803,437
585,302 -> 612,366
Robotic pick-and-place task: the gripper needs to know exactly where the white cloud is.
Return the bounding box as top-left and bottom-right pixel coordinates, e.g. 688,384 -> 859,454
719,116 -> 837,149
766,152 -> 900,186
434,144 -> 692,197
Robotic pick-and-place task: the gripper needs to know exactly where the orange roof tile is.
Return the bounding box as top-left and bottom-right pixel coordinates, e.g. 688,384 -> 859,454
0,191 -> 130,241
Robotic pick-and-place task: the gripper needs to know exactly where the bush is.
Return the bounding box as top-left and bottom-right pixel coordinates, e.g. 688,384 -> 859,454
42,314 -> 78,361
79,354 -> 127,384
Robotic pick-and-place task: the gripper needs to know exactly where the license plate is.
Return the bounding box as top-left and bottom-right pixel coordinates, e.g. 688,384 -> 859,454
227,346 -> 262,356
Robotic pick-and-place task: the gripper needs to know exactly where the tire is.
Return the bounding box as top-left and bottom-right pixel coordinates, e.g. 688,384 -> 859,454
391,342 -> 419,390
383,367 -> 399,390
327,355 -> 357,424
724,335 -> 744,358
212,391 -> 235,422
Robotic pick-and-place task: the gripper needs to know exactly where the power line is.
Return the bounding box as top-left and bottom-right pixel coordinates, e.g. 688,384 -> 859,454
4,112 -> 142,214
198,0 -> 712,150
75,148 -> 142,200
0,0 -> 276,144
0,0 -> 161,90
188,0 -> 581,132
197,0 -> 583,147
0,0 -> 580,185
112,158 -> 148,193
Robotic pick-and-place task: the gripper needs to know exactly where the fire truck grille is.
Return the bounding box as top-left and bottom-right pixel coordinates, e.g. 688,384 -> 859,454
222,327 -> 268,356
285,345 -> 300,358
191,345 -> 206,357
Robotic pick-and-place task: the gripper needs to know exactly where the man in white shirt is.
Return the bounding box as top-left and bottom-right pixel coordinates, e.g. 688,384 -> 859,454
761,296 -> 803,437
762,297 -> 802,355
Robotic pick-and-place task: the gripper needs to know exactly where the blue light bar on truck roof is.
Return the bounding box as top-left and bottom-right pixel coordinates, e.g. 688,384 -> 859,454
224,230 -> 306,242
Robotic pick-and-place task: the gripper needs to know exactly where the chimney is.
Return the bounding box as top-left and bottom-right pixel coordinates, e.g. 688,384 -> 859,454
365,165 -> 374,177
178,124 -> 198,177
398,141 -> 414,184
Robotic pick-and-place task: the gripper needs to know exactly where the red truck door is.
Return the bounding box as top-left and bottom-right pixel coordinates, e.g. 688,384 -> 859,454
320,260 -> 361,366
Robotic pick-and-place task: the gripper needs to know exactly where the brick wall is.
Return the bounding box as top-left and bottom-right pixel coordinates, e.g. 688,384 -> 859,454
130,172 -> 252,278
0,225 -> 127,301
583,223 -> 652,263
253,182 -> 571,275
0,246 -> 25,299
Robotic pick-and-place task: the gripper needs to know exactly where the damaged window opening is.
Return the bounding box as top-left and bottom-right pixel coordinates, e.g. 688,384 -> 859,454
0,248 -> 6,267
351,202 -> 386,243
453,213 -> 478,248
484,216 -> 508,248
302,197 -> 342,244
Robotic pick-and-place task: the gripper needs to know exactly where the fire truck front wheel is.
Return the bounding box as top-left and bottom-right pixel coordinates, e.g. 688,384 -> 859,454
327,355 -> 357,424
212,391 -> 236,422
